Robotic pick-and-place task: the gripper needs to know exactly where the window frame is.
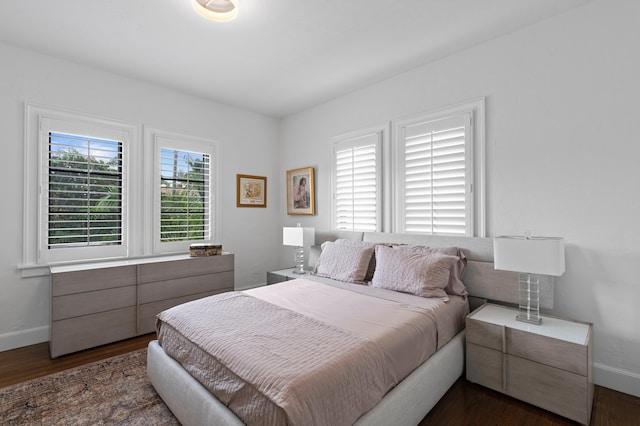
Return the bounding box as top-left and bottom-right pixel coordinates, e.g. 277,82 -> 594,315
393,98 -> 485,237
330,123 -> 389,232
46,131 -> 125,253
145,128 -> 219,255
23,105 -> 138,267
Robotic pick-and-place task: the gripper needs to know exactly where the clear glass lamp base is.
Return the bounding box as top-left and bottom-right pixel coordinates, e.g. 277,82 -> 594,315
516,272 -> 542,325
292,246 -> 306,274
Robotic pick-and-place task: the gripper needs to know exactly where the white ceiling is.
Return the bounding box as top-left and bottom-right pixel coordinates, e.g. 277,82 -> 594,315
0,0 -> 592,117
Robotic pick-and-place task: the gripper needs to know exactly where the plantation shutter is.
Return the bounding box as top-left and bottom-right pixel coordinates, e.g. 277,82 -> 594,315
333,132 -> 380,231
48,132 -> 123,248
159,148 -> 210,242
398,114 -> 471,235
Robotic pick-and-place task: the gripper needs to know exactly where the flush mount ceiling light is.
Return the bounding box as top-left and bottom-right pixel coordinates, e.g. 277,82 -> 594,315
192,0 -> 238,22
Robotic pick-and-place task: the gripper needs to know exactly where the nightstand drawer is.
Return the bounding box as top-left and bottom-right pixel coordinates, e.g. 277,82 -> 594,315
507,328 -> 588,375
466,342 -> 503,392
466,317 -> 503,352
507,354 -> 590,425
465,303 -> 593,425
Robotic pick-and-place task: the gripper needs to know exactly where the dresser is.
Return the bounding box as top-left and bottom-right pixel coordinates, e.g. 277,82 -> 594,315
466,303 -> 593,425
50,253 -> 234,358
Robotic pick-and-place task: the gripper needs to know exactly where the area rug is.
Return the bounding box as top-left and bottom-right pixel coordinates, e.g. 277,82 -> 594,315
0,348 -> 179,425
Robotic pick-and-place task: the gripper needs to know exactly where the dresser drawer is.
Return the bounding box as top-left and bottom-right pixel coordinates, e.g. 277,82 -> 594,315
507,354 -> 590,425
50,306 -> 137,358
52,285 -> 136,321
507,328 -> 588,375
138,254 -> 234,283
52,265 -> 136,296
138,270 -> 234,304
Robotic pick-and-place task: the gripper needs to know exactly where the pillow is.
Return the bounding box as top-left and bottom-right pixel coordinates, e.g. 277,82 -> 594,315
314,241 -> 375,284
329,239 -> 379,281
391,245 -> 468,297
371,245 -> 458,300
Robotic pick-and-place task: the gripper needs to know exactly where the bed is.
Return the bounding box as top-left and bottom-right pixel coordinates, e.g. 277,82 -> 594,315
148,232 -> 530,425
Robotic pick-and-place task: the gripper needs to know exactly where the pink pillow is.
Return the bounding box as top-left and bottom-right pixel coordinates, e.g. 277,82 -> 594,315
314,241 -> 375,283
329,239 -> 381,281
371,245 -> 458,300
392,245 -> 468,297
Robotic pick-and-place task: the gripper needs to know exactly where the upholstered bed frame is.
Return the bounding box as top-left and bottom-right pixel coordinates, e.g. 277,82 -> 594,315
148,232 -> 552,425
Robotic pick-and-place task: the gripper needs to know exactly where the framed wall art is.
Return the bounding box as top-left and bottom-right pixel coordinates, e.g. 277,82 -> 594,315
236,174 -> 267,208
286,167 -> 315,215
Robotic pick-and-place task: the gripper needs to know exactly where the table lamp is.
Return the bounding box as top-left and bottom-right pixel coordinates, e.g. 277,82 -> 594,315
283,225 -> 315,274
493,235 -> 565,324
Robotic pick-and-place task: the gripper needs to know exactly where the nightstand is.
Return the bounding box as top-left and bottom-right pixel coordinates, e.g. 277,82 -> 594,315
266,268 -> 310,285
466,303 -> 593,425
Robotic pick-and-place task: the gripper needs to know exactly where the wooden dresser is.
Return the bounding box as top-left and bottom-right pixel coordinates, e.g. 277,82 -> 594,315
50,253 -> 234,358
466,303 -> 593,425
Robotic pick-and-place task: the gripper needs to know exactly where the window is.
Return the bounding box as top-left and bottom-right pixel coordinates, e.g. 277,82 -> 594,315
31,113 -> 133,264
23,105 -> 220,270
395,99 -> 484,236
159,148 -> 210,242
329,99 -> 485,237
48,132 -> 123,249
331,126 -> 386,232
150,130 -> 218,254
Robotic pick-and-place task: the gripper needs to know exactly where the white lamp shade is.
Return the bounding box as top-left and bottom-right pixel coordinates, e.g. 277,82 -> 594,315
283,227 -> 315,247
494,236 -> 565,276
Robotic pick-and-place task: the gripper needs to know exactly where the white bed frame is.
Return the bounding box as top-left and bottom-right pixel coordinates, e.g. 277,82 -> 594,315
147,232 -> 527,425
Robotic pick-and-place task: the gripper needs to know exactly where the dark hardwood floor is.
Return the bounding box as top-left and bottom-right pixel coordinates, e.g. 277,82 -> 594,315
1,335 -> 639,425
421,377 -> 640,425
0,333 -> 156,388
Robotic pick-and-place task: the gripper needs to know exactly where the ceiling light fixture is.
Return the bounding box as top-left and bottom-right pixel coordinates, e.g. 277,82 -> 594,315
192,0 -> 238,22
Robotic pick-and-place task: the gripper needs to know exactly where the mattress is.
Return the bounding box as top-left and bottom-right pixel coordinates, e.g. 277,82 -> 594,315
156,277 -> 467,426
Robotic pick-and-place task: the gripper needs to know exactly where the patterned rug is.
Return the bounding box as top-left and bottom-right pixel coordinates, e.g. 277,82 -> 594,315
0,348 -> 179,425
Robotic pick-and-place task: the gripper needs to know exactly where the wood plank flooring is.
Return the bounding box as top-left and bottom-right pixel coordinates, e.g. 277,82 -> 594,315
0,334 -> 156,388
1,335 -> 639,425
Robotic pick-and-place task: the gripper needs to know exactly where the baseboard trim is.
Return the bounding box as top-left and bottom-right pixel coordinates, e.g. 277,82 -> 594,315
0,325 -> 49,352
595,362 -> 640,398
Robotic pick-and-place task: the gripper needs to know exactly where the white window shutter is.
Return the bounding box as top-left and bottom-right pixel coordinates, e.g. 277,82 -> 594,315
332,130 -> 382,232
398,114 -> 471,235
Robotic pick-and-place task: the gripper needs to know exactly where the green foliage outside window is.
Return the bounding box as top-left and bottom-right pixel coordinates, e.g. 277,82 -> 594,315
48,146 -> 122,248
159,149 -> 209,242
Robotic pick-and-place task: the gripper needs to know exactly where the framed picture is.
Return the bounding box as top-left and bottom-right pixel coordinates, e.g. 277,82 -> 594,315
286,167 -> 315,215
236,174 -> 267,208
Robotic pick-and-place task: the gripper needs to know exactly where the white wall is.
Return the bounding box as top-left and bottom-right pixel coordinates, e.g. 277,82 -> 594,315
279,0 -> 640,397
0,42 -> 281,351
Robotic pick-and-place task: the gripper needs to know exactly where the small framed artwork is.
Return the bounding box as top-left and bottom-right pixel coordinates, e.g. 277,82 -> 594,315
286,167 -> 315,215
237,174 -> 267,208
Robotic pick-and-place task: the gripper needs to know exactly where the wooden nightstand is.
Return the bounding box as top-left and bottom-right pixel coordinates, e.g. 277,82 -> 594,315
466,303 -> 593,425
266,268 -> 310,285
